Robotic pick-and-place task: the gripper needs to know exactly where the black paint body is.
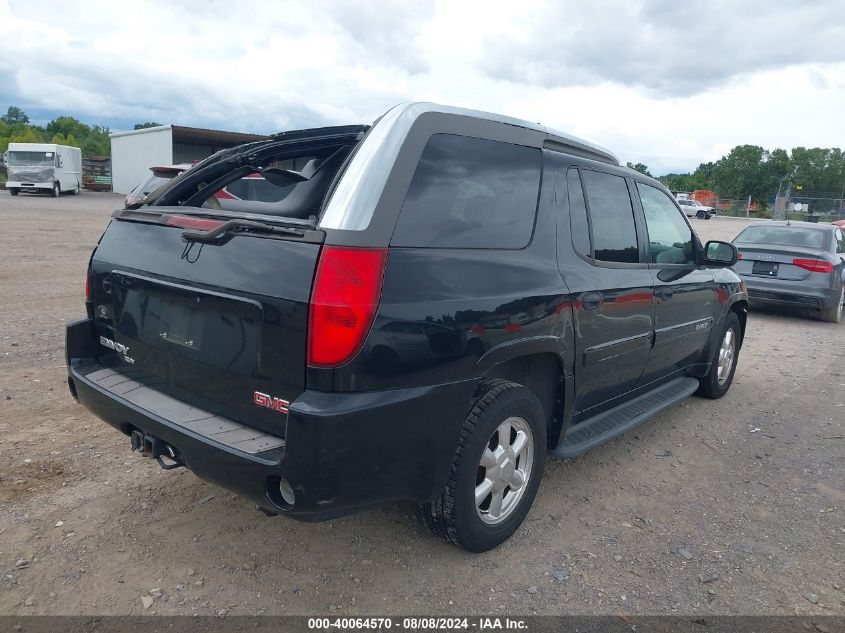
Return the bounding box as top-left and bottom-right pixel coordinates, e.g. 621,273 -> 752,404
66,106 -> 748,520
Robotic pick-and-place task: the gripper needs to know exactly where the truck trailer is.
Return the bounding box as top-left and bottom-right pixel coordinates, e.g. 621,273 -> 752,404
6,143 -> 82,196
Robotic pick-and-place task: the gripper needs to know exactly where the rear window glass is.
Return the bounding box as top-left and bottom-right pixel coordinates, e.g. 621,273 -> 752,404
138,174 -> 174,196
391,134 -> 541,249
735,226 -> 826,249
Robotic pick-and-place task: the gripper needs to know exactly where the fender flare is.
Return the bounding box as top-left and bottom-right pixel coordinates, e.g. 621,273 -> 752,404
474,335 -> 570,375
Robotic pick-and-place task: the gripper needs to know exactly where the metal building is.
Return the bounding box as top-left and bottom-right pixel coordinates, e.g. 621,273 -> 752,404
110,125 -> 268,194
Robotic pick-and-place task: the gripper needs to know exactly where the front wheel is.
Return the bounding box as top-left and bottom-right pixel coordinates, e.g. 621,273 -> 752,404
8,188 -> 19,196
52,182 -> 60,197
420,379 -> 546,552
697,311 -> 740,399
819,285 -> 844,323
696,210 -> 706,219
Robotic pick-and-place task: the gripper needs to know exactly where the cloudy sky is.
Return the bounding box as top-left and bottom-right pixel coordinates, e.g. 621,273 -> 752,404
1,0 -> 843,174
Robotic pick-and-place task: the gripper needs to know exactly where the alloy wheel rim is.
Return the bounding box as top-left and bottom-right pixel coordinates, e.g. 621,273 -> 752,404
717,328 -> 735,385
475,416 -> 534,525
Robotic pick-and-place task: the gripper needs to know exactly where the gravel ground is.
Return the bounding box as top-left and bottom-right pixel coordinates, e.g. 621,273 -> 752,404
1,191 -> 843,616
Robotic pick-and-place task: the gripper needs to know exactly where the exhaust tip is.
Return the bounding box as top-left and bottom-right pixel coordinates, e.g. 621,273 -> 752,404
278,477 -> 296,506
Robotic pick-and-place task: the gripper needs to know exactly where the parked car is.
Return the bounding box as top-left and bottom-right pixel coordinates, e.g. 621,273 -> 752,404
676,197 -> 714,219
733,221 -> 845,322
124,164 -> 193,208
66,103 -> 747,552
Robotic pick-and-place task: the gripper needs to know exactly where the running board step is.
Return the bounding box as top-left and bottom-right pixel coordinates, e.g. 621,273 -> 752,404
550,377 -> 700,458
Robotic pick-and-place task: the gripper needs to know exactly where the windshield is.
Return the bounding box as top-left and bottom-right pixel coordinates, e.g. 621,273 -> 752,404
8,151 -> 55,167
735,226 -> 827,249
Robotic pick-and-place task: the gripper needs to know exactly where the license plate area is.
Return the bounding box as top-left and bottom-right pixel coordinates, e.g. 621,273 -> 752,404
751,261 -> 778,276
110,272 -> 263,375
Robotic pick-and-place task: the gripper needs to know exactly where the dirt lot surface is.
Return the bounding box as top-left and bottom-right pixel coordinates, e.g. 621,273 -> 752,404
1,191 -> 843,616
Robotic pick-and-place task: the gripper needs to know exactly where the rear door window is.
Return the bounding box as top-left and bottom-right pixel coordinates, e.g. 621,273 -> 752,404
581,170 -> 640,263
391,134 -> 541,248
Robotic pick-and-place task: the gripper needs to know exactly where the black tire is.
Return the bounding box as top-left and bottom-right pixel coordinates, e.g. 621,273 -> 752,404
420,379 -> 546,552
696,210 -> 706,219
9,188 -> 18,196
52,182 -> 60,197
697,311 -> 741,399
74,182 -> 81,195
819,285 -> 844,323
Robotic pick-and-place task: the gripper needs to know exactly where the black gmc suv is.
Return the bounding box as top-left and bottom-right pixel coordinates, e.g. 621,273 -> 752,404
66,103 -> 747,551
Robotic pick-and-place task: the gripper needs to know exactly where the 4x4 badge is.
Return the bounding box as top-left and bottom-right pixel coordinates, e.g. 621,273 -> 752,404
253,391 -> 289,414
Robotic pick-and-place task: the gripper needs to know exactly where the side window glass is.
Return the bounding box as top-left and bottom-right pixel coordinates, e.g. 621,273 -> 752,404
566,168 -> 591,256
835,229 -> 845,253
392,134 -> 541,249
581,170 -> 640,263
637,182 -> 696,265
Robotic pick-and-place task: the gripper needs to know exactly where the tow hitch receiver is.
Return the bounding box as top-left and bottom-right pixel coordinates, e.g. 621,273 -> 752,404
130,429 -> 184,470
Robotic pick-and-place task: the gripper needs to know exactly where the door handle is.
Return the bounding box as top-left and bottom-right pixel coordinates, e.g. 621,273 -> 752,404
655,287 -> 673,301
582,292 -> 602,311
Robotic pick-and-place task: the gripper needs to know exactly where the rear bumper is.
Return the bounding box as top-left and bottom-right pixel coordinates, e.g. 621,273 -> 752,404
740,276 -> 835,309
66,319 -> 477,521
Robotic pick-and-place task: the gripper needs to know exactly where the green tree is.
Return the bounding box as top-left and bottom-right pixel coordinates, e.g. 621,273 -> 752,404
626,161 -> 652,177
46,116 -> 91,141
1,106 -> 30,125
133,122 -> 162,130
709,145 -> 772,200
51,132 -> 80,147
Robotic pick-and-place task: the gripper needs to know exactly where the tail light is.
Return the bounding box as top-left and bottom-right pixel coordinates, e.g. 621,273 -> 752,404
308,246 -> 388,367
737,252 -> 743,260
84,271 -> 90,300
792,258 -> 833,273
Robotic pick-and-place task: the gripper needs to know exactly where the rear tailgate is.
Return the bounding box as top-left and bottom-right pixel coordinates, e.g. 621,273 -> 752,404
733,245 -> 822,281
87,215 -> 321,437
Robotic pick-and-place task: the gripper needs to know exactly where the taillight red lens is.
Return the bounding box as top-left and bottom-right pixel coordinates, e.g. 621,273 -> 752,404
84,271 -> 90,300
164,214 -> 225,231
308,246 -> 388,367
792,258 -> 833,273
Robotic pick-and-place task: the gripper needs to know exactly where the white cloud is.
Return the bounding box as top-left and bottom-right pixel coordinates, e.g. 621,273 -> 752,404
1,0 -> 843,174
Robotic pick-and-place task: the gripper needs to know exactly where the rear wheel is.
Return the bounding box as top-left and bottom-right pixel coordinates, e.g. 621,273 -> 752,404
52,182 -> 60,197
420,379 -> 546,552
697,311 -> 740,399
820,285 -> 844,323
74,182 -> 80,195
8,188 -> 18,196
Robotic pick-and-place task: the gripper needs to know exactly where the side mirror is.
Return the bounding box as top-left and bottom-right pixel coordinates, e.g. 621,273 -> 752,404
704,240 -> 738,267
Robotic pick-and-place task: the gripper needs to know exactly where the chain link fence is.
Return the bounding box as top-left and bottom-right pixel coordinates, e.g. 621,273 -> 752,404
773,194 -> 845,222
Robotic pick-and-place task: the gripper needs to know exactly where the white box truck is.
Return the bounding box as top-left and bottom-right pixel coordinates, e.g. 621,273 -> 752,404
5,143 -> 82,196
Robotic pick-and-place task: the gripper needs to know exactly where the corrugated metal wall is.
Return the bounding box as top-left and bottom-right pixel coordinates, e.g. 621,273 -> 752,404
110,128 -> 173,194
172,142 -> 219,165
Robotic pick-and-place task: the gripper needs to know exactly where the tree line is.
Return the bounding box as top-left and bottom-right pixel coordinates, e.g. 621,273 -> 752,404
0,105 -> 163,158
633,145 -> 845,206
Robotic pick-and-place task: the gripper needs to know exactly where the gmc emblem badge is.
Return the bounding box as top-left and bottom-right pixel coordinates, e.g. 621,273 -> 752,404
253,391 -> 290,414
